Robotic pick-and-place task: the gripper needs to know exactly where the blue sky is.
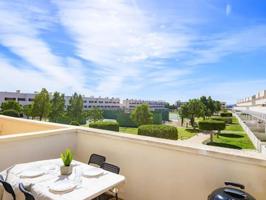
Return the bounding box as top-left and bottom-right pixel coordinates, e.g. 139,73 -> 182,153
0,0 -> 266,104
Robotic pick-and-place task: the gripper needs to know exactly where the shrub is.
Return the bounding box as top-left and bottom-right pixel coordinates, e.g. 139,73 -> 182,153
2,109 -> 20,117
138,125 -> 178,140
210,116 -> 232,124
69,121 -> 80,126
130,104 -> 153,126
117,112 -> 137,127
198,120 -> 226,131
89,121 -> 119,132
220,112 -> 232,117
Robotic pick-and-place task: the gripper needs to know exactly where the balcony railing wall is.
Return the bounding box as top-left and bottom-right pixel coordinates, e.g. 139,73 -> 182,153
0,118 -> 266,199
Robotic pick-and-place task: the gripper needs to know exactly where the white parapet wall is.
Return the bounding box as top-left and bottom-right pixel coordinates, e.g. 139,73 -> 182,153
233,113 -> 263,152
76,127 -> 266,200
0,117 -> 266,199
0,128 -> 77,170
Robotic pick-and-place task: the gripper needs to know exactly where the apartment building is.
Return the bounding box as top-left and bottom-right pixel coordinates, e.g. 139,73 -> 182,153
122,99 -> 166,111
0,90 -> 36,106
0,91 -> 121,110
0,91 -> 168,111
237,90 -> 266,107
64,96 -> 121,110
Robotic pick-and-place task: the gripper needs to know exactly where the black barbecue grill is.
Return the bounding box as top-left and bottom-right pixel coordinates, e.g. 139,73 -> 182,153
208,182 -> 255,200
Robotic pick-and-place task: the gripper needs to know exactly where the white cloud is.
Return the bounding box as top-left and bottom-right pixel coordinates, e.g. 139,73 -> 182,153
225,4 -> 232,16
0,0 -> 266,103
186,25 -> 266,66
54,0 -> 192,95
0,2 -> 89,95
0,56 -> 65,93
193,79 -> 266,104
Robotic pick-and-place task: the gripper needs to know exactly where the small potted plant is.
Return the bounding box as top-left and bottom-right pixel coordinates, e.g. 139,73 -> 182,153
60,148 -> 73,175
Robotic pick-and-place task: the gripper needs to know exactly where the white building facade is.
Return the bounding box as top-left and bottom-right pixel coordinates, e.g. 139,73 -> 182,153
237,90 -> 266,107
122,99 -> 166,111
0,91 -> 121,110
0,90 -> 36,106
0,91 -> 166,111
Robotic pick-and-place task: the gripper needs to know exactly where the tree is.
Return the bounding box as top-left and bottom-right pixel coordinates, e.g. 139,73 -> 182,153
200,96 -> 210,118
200,96 -> 221,117
130,104 -> 152,126
32,88 -> 51,121
179,99 -> 206,129
198,120 -> 225,142
207,96 -> 215,116
86,108 -> 103,122
23,104 -> 33,119
1,100 -> 21,112
164,103 -> 177,110
178,103 -> 189,126
213,100 -> 222,114
67,93 -> 84,123
49,92 -> 65,122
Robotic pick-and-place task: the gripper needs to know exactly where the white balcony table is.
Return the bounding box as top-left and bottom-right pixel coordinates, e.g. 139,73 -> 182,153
0,159 -> 125,200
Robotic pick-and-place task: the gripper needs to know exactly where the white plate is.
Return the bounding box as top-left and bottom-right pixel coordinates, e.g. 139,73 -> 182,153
49,181 -> 77,193
83,168 -> 104,177
20,170 -> 45,178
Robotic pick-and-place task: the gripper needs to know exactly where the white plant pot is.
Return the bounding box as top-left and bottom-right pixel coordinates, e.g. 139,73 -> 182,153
60,165 -> 73,175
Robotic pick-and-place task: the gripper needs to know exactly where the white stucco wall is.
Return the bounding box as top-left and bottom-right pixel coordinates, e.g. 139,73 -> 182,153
0,118 -> 266,200
76,127 -> 266,200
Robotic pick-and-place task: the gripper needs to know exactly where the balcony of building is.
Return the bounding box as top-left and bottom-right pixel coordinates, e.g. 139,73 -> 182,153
0,115 -> 266,199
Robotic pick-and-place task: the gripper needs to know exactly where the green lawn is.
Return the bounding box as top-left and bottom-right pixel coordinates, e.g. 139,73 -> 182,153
119,127 -> 138,134
177,127 -> 199,140
119,126 -> 198,140
225,117 -> 244,131
204,116 -> 254,149
204,131 -> 254,149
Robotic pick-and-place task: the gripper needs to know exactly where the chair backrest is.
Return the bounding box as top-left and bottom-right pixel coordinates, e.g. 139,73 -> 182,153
101,162 -> 120,174
19,183 -> 35,200
88,154 -> 106,167
0,174 -> 16,200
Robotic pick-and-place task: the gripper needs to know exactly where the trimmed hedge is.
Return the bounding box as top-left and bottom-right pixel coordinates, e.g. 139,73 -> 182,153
211,116 -> 232,124
155,109 -> 169,121
2,109 -> 20,117
138,124 -> 178,140
220,112 -> 232,117
117,112 -> 137,127
153,112 -> 163,124
102,110 -> 121,119
198,120 -> 226,131
69,121 -> 80,126
89,121 -> 119,132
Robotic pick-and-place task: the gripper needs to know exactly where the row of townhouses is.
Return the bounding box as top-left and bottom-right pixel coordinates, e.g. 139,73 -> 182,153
0,91 -> 167,111
237,90 -> 266,107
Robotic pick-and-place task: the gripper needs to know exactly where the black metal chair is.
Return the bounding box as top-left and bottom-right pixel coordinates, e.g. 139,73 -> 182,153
97,162 -> 120,200
19,183 -> 35,200
88,154 -> 106,167
101,162 -> 120,174
0,174 -> 16,200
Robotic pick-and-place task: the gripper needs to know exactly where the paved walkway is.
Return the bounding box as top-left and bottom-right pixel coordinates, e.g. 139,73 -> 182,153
186,132 -> 209,144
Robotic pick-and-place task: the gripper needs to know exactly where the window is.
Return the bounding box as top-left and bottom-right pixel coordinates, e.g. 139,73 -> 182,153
18,98 -> 26,101
28,98 -> 34,101
4,97 -> 16,101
